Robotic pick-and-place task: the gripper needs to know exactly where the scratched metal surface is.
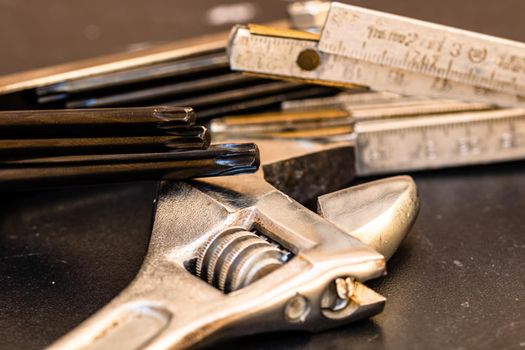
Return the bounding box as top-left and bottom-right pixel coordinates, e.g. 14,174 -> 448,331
0,1 -> 524,349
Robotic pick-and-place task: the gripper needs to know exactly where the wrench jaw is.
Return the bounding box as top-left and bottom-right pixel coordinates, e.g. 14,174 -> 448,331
173,176 -> 388,345
261,141 -> 356,204
318,176 -> 420,260
170,174 -> 389,342
203,175 -> 420,342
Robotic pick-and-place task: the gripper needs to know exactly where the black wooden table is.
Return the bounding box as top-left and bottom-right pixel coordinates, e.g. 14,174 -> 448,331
1,1 -> 524,349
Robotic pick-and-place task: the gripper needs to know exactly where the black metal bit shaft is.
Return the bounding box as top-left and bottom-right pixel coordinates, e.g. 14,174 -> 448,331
0,106 -> 195,136
0,126 -> 210,158
0,143 -> 259,190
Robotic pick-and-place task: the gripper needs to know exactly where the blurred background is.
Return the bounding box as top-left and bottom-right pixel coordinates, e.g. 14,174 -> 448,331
0,0 -> 524,75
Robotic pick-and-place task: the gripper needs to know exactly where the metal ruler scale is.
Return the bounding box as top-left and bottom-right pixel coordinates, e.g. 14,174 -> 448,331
354,108 -> 525,175
229,3 -> 525,107
211,87 -> 525,174
321,3 -> 525,95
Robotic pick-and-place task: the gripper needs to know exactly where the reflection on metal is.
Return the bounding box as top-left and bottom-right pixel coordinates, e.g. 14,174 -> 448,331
211,108 -> 350,135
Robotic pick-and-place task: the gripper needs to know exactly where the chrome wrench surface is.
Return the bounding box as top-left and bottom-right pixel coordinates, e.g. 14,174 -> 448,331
48,140 -> 419,350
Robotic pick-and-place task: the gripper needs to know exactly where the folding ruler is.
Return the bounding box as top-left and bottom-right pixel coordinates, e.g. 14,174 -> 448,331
229,2 -> 525,108
228,2 -> 525,173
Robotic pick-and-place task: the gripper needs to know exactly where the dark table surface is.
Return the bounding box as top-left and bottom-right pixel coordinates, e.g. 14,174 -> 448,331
1,1 -> 524,349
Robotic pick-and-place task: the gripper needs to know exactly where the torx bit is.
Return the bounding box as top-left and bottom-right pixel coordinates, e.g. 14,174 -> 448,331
0,143 -> 259,190
55,78 -> 339,121
0,106 -> 195,137
0,126 -> 210,159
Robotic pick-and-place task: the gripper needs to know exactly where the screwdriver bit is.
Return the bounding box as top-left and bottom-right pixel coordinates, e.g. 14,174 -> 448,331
0,143 -> 259,190
0,106 -> 195,137
0,126 -> 210,159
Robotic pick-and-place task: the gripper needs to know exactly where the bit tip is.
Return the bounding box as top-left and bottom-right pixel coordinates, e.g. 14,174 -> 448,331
154,106 -> 196,125
213,143 -> 260,175
164,126 -> 211,150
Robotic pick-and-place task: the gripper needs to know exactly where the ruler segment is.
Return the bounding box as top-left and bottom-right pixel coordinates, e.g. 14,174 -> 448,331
354,109 -> 525,174
281,92 -> 405,110
350,100 -> 492,121
229,27 -> 525,108
320,3 -> 525,96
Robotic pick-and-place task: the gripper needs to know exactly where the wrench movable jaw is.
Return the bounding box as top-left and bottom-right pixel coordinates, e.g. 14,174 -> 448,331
318,176 -> 420,260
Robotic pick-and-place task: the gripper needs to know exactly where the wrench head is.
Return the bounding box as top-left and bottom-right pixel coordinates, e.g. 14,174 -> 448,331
49,141 -> 419,350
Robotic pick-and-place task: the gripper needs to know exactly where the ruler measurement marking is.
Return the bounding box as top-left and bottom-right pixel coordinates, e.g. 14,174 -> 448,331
355,112 -> 525,174
344,48 -> 524,94
319,3 -> 525,96
229,28 -> 525,108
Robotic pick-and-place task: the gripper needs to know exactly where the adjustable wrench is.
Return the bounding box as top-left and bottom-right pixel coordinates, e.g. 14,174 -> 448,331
48,139 -> 419,350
